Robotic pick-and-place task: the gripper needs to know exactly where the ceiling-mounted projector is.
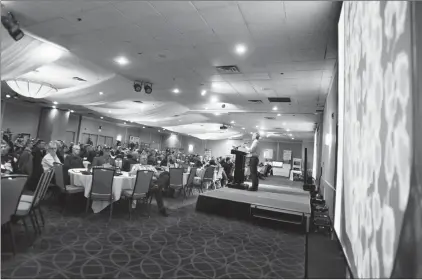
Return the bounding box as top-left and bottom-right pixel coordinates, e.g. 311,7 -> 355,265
144,82 -> 152,94
133,82 -> 142,92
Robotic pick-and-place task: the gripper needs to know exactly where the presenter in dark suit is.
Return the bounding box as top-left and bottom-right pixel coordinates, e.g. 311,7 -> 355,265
243,132 -> 260,191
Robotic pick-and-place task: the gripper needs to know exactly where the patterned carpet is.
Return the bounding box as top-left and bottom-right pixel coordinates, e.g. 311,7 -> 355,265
1,196 -> 306,279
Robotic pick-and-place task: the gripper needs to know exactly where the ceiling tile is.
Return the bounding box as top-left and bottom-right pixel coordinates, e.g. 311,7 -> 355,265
151,1 -> 197,16
192,1 -> 238,12
112,1 -> 159,20
244,73 -> 271,80
164,14 -> 210,33
238,1 -> 286,24
63,5 -> 130,31
221,74 -> 246,82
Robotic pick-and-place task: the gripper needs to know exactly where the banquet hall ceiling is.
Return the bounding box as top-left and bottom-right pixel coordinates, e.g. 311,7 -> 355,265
1,1 -> 340,141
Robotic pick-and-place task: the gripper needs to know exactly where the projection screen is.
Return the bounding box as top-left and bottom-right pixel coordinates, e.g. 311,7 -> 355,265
334,1 -> 413,278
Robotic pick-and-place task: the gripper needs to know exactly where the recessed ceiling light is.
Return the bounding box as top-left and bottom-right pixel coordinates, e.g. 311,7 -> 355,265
256,125 -> 259,128
114,56 -> 129,65
286,128 -> 290,132
230,120 -> 235,124
292,138 -> 295,140
272,106 -> 278,111
108,110 -> 111,113
6,94 -> 11,98
205,107 -> 208,110
52,105 -> 56,109
242,127 -> 245,130
201,90 -> 207,96
143,126 -> 145,128
53,101 -> 58,105
124,122 -> 126,125
158,130 -> 161,132
214,112 -> 220,116
99,92 -> 104,95
100,117 -> 104,119
235,44 -> 247,55
70,110 -> 74,113
211,96 -> 218,103
173,88 -> 180,94
277,113 -> 281,116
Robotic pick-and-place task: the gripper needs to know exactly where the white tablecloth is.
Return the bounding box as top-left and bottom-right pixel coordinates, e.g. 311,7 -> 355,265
68,168 -> 136,213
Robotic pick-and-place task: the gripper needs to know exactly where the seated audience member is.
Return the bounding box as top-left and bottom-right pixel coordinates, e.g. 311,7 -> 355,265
130,164 -> 169,216
1,139 -> 17,175
55,140 -> 65,163
26,140 -> 45,191
208,159 -> 217,166
86,145 -> 97,163
122,154 -> 138,172
63,144 -> 84,184
92,147 -> 115,167
167,156 -> 178,168
17,140 -> 34,176
160,155 -> 168,167
222,157 -> 233,181
147,150 -> 157,166
42,141 -> 62,171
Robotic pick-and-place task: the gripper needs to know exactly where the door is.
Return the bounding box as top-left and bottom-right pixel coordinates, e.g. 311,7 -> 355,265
105,136 -> 113,147
81,133 -> 90,145
89,134 -> 98,147
65,131 -> 75,145
98,135 -> 106,146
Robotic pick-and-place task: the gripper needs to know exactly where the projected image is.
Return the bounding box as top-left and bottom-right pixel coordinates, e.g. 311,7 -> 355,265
336,1 -> 412,278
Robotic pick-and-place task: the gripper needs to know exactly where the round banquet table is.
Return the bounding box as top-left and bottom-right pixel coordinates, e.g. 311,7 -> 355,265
68,168 -> 136,213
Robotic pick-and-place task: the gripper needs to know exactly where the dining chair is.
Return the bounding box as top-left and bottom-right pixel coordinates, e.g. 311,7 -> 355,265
14,168 -> 55,241
121,170 -> 153,219
53,163 -> 85,213
169,168 -> 184,197
86,167 -> 115,221
184,167 -> 197,198
193,166 -> 215,193
1,175 -> 28,254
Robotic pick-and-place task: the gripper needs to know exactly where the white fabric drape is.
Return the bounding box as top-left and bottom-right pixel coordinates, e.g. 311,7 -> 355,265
1,26 -> 66,80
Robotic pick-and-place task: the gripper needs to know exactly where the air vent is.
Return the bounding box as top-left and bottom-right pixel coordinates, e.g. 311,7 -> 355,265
275,127 -> 282,130
173,115 -> 179,117
264,117 -> 276,120
248,100 -> 263,104
24,100 -> 36,104
133,101 -> 143,103
268,97 -> 291,103
316,109 -> 324,112
72,77 -> 87,82
215,65 -> 241,74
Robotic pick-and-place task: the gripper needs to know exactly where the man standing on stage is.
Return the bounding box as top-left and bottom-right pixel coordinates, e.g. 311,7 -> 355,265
243,132 -> 260,191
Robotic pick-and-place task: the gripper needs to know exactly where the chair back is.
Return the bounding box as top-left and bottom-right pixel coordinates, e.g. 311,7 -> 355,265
132,170 -> 154,196
33,168 -> 55,207
186,167 -> 197,187
1,175 -> 27,225
90,167 -> 115,197
169,168 -> 184,187
203,166 -> 215,180
54,163 -> 65,189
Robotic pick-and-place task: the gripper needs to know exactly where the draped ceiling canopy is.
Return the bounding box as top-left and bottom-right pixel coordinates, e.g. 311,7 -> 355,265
1,1 -> 336,140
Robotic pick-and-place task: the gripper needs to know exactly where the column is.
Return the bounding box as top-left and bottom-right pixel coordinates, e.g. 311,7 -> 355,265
37,107 -> 70,142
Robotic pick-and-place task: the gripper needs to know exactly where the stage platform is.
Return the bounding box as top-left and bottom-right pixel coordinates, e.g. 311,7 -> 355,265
196,187 -> 311,232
